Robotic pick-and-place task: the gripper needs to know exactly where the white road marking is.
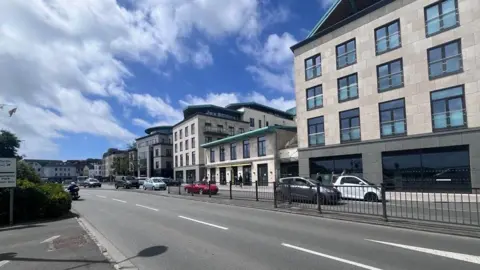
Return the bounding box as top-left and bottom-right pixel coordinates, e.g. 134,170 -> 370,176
41,235 -> 61,243
281,243 -> 382,270
0,260 -> 10,267
96,195 -> 107,199
366,239 -> 480,265
178,216 -> 228,230
135,204 -> 159,211
112,198 -> 127,203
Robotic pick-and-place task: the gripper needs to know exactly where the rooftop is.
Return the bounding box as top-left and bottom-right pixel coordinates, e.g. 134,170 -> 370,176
225,102 -> 295,120
201,125 -> 297,148
174,104 -> 245,127
145,125 -> 173,135
291,0 -> 394,51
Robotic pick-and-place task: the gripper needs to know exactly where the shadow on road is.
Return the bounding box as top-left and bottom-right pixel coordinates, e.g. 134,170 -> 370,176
0,224 -> 45,232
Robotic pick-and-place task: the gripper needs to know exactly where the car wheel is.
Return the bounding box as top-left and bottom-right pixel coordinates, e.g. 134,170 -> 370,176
364,193 -> 378,202
115,185 -> 119,189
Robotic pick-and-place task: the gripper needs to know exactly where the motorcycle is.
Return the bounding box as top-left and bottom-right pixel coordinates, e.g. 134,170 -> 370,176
67,186 -> 80,200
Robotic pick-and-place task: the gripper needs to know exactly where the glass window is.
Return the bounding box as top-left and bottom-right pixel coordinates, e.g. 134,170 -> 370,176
377,59 -> 404,92
259,120 -> 262,128
155,149 -> 159,157
179,130 -> 182,139
192,152 -> 196,165
266,121 -> 269,127
336,39 -> 356,69
191,123 -> 195,135
425,0 -> 459,36
206,137 -> 212,143
258,136 -> 266,157
375,20 -> 401,54
210,149 -> 215,162
180,154 -> 183,167
379,98 -> 406,137
180,142 -> 183,151
185,140 -> 189,150
428,39 -> 462,79
310,154 -> 363,181
185,126 -> 188,137
186,153 -> 189,166
243,140 -> 250,158
308,116 -> 325,146
174,132 -> 177,140
250,118 -> 254,127
220,146 -> 225,161
305,54 -> 321,80
338,73 -> 358,102
229,126 -> 234,135
175,144 -> 177,153
306,85 -> 323,110
191,137 -> 195,148
239,128 -> 245,134
430,85 -> 466,130
339,108 -> 361,142
230,143 -> 237,160
155,161 -> 159,169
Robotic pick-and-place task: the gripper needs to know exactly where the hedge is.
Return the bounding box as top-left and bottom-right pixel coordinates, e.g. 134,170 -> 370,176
0,179 -> 72,225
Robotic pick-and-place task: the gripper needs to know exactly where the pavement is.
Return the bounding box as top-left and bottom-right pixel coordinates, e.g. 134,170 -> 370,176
0,217 -> 113,270
72,187 -> 480,270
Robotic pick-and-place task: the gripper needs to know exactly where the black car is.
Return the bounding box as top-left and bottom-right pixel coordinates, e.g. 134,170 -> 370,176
115,176 -> 140,189
276,177 -> 341,204
86,178 -> 102,188
162,178 -> 180,186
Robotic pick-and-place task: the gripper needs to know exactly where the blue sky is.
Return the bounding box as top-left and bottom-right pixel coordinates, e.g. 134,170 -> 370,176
0,0 -> 333,160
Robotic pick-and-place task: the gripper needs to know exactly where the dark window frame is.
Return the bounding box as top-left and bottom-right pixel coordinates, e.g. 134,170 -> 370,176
374,19 -> 402,55
304,53 -> 322,81
186,153 -> 189,166
424,0 -> 460,37
376,58 -> 404,92
243,140 -> 250,158
379,98 -> 407,138
220,146 -> 225,161
230,143 -> 237,160
430,85 -> 467,132
308,116 -> 325,147
427,39 -> 463,80
257,136 -> 266,157
192,152 -> 196,165
336,38 -> 357,70
249,118 -> 255,127
339,108 -> 361,143
337,73 -> 359,102
210,149 -> 215,162
306,85 -> 323,111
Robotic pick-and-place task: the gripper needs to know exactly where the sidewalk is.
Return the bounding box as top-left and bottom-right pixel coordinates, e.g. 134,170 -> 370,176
0,217 -> 114,270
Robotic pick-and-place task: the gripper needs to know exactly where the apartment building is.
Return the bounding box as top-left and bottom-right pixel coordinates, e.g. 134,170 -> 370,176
291,0 -> 480,191
173,103 -> 295,183
102,148 -> 128,178
135,126 -> 173,178
202,125 -> 298,186
42,163 -> 77,180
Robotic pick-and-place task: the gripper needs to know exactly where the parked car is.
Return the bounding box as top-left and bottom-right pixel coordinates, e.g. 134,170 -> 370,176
276,177 -> 341,204
332,175 -> 381,202
137,177 -> 147,186
78,180 -> 88,187
184,181 -> 218,195
85,178 -> 102,188
115,176 -> 140,189
143,177 -> 167,190
162,178 -> 180,186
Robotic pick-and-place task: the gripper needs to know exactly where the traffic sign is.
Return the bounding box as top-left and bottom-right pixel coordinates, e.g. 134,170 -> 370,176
0,158 -> 16,188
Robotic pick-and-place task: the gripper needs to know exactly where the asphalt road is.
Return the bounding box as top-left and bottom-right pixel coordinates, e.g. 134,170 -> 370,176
72,187 -> 480,270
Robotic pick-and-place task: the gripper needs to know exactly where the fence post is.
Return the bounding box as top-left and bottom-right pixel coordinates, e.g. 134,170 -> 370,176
273,181 -> 277,208
288,182 -> 292,205
255,181 -> 259,201
381,183 -> 388,222
316,183 -> 322,214
208,182 -> 212,198
229,180 -> 232,200
168,185 -> 170,194
178,183 -> 181,195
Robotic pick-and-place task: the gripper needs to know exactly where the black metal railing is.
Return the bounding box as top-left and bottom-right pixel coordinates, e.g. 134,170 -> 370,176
203,126 -> 235,136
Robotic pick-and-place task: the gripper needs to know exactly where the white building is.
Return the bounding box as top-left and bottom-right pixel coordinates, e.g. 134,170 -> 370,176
173,102 -> 296,183
102,148 -> 128,178
42,163 -> 77,179
135,126 -> 173,178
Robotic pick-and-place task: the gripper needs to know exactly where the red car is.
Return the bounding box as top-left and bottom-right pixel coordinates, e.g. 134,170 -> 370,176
184,181 -> 218,195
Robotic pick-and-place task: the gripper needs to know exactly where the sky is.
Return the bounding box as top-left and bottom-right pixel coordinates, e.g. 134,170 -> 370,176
0,0 -> 335,160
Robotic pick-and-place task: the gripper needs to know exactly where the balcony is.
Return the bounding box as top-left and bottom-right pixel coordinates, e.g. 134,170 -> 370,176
203,126 -> 235,136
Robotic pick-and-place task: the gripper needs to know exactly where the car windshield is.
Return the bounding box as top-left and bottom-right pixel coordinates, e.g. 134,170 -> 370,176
152,179 -> 163,183
126,176 -> 136,180
358,177 -> 376,186
90,179 -> 98,182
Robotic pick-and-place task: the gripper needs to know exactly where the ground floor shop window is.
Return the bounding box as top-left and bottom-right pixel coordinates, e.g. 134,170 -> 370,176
186,170 -> 196,183
257,164 -> 269,186
175,171 -> 183,183
242,166 -> 252,186
219,168 -> 226,185
310,154 -> 363,184
382,145 -> 470,191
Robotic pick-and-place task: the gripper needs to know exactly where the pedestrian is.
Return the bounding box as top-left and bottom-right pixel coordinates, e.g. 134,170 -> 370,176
238,174 -> 243,188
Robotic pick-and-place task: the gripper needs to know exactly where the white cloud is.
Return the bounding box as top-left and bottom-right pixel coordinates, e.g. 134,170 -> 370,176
179,93 -> 240,107
259,33 -> 297,69
132,118 -> 152,129
246,66 -> 294,93
244,92 -> 296,110
0,0 -> 268,158
318,0 -> 337,9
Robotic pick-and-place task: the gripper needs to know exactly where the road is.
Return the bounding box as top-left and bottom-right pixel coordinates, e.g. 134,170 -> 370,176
71,187 -> 480,270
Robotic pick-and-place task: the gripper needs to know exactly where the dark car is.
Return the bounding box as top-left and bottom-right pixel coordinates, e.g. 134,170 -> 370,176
115,176 -> 140,189
162,178 -> 180,186
276,177 -> 341,204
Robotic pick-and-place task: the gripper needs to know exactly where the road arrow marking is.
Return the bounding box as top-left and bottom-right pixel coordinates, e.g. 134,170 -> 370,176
0,260 -> 10,268
366,239 -> 480,265
41,235 -> 60,243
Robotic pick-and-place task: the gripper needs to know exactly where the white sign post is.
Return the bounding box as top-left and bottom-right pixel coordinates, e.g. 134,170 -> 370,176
0,158 -> 16,225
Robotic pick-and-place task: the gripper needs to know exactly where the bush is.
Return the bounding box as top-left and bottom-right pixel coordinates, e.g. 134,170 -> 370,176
0,179 -> 71,225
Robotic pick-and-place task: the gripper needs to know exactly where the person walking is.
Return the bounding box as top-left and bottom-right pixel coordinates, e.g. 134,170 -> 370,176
238,174 -> 243,188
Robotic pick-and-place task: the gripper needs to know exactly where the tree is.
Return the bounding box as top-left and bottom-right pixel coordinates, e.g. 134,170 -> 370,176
0,130 -> 21,158
126,141 -> 136,150
112,156 -> 129,176
16,160 -> 41,184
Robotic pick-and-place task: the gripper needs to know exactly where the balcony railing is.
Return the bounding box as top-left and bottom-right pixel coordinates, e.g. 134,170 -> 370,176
340,126 -> 361,142
432,109 -> 467,130
204,126 -> 235,136
381,119 -> 406,137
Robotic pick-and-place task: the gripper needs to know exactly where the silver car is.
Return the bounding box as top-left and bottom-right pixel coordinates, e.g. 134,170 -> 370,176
143,177 -> 166,190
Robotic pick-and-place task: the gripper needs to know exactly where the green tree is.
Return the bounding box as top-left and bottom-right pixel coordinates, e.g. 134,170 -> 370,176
112,156 -> 129,176
126,141 -> 136,150
16,160 -> 41,184
0,130 -> 21,158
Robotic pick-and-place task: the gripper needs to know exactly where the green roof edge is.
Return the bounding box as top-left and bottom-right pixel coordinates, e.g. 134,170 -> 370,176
307,0 -> 342,38
201,125 -> 296,148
